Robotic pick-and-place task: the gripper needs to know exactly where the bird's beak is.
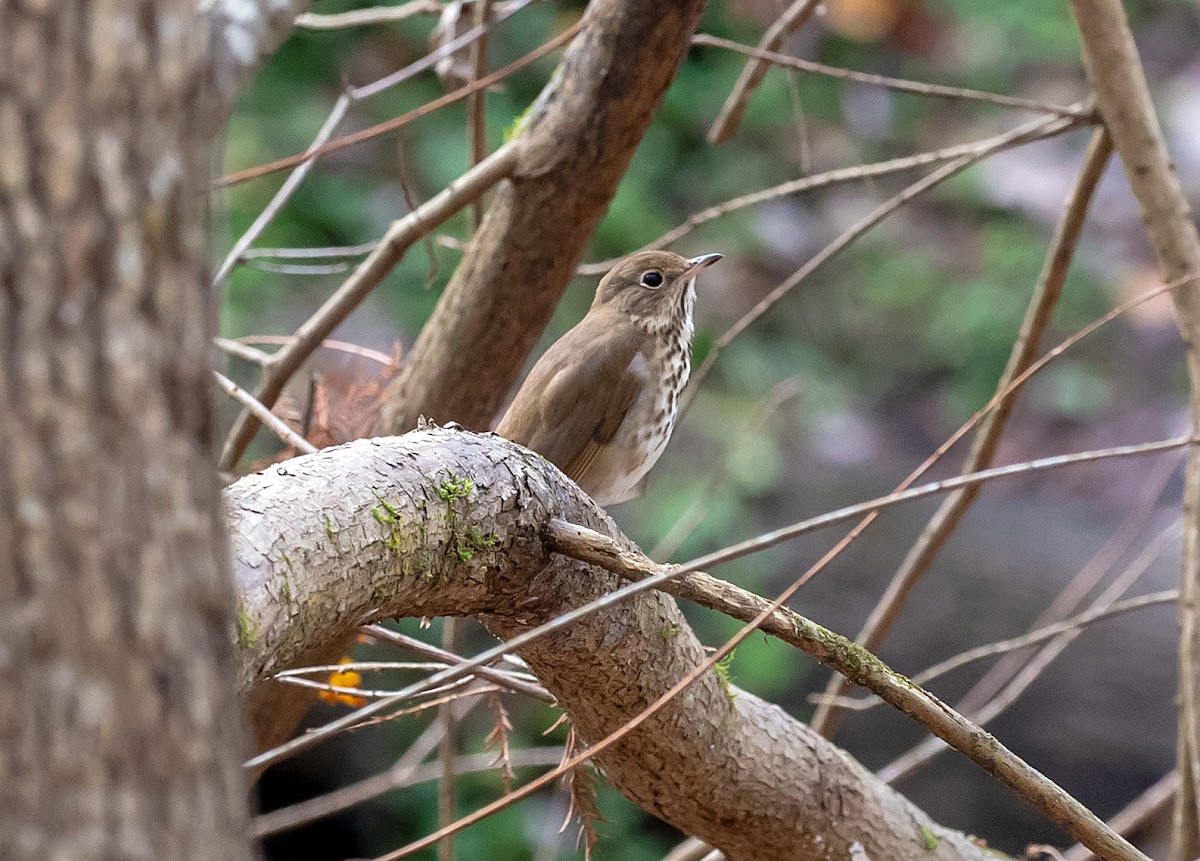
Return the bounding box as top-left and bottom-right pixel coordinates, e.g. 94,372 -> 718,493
685,253 -> 723,277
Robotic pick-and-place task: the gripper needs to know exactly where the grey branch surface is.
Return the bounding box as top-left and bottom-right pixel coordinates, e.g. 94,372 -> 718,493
226,427 -> 997,861
375,0 -> 709,434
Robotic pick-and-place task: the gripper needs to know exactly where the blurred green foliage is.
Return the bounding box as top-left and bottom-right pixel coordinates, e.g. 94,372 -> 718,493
223,1 -> 1191,856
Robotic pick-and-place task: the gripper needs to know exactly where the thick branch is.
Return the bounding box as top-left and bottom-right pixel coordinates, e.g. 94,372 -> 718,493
1068,4 -> 1200,859
226,428 -> 997,861
375,0 -> 708,434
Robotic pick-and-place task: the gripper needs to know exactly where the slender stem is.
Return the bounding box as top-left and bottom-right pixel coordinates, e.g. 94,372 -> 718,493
707,0 -> 823,145
810,127 -> 1115,737
218,143 -> 519,470
212,371 -> 316,455
696,34 -> 1087,117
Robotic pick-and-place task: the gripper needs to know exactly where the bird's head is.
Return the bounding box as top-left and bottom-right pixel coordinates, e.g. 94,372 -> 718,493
592,250 -> 722,330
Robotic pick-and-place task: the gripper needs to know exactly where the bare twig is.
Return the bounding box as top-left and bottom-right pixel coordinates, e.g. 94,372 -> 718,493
214,338 -> 271,366
255,698 -> 464,837
696,34 -> 1088,118
663,838 -> 723,861
241,242 -> 380,259
468,0 -> 495,228
878,521 -> 1182,784
950,435 -> 1183,735
218,142 -> 519,470
685,109 -> 1091,402
213,96 -> 351,286
707,0 -> 823,145
580,119 -> 1094,275
438,619 -> 460,861
212,371 -> 317,455
814,589 -> 1178,713
296,0 -> 444,29
650,378 -> 802,561
214,0 -> 534,288
1068,3 -> 1200,855
258,746 -> 566,838
667,436 -> 1196,578
233,335 -> 397,367
544,521 -> 1151,861
810,126 -> 1115,737
1063,772 -> 1178,861
219,18 -> 578,188
363,624 -> 555,703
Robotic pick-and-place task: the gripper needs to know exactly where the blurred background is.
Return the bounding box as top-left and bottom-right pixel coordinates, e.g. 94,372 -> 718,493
219,0 -> 1200,857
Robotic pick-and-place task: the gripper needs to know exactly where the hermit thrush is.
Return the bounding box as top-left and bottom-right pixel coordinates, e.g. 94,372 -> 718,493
496,250 -> 722,505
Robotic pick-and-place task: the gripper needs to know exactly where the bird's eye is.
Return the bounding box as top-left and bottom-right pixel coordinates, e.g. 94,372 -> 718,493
641,271 -> 664,288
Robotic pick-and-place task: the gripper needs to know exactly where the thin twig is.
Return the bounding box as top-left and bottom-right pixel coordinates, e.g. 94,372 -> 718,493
217,1 -> 534,285
218,142 -> 519,470
364,624 -> 556,703
813,589 -> 1178,713
214,338 -> 271,365
258,746 -> 566,838
255,698 -> 464,837
234,335 -> 397,367
663,436 -> 1197,574
468,0 -> 495,228
244,260 -> 352,275
580,120 -> 1093,275
696,34 -> 1088,118
684,108 -> 1091,404
241,242 -> 380,259
212,371 -> 317,455
543,521 -> 1150,861
878,520 -> 1182,784
219,19 -> 580,188
954,448 -> 1183,721
1063,772 -> 1178,861
707,0 -> 823,145
650,378 -> 802,561
213,95 -> 351,286
438,618 -> 462,861
296,0 -> 445,29
810,126 -> 1115,737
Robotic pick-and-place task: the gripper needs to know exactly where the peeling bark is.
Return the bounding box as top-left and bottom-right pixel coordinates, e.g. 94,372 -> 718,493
375,0 -> 709,434
228,428 -> 999,861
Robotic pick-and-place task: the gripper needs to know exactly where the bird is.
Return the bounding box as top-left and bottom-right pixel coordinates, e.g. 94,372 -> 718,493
496,249 -> 722,506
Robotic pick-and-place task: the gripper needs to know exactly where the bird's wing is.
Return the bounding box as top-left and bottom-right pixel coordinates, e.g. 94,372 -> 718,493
496,313 -> 646,489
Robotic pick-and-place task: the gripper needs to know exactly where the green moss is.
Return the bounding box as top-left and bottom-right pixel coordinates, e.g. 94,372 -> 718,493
435,472 -> 475,502
661,624 -> 681,639
278,554 -> 295,604
371,488 -> 402,523
919,825 -> 939,852
714,649 -> 737,704
455,526 -> 498,561
503,100 -> 536,142
236,601 -> 257,649
323,514 -> 341,550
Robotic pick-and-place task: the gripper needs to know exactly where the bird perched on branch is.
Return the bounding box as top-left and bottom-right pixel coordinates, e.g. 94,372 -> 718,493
497,249 -> 722,505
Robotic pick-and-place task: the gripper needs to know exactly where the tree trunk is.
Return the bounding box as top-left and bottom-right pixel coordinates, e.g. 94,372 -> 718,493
0,2 -> 254,858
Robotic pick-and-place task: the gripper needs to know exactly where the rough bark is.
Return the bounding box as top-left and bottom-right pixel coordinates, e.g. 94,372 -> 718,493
1067,3 -> 1200,860
228,428 -> 999,861
374,0 -> 709,434
0,1 -> 253,858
